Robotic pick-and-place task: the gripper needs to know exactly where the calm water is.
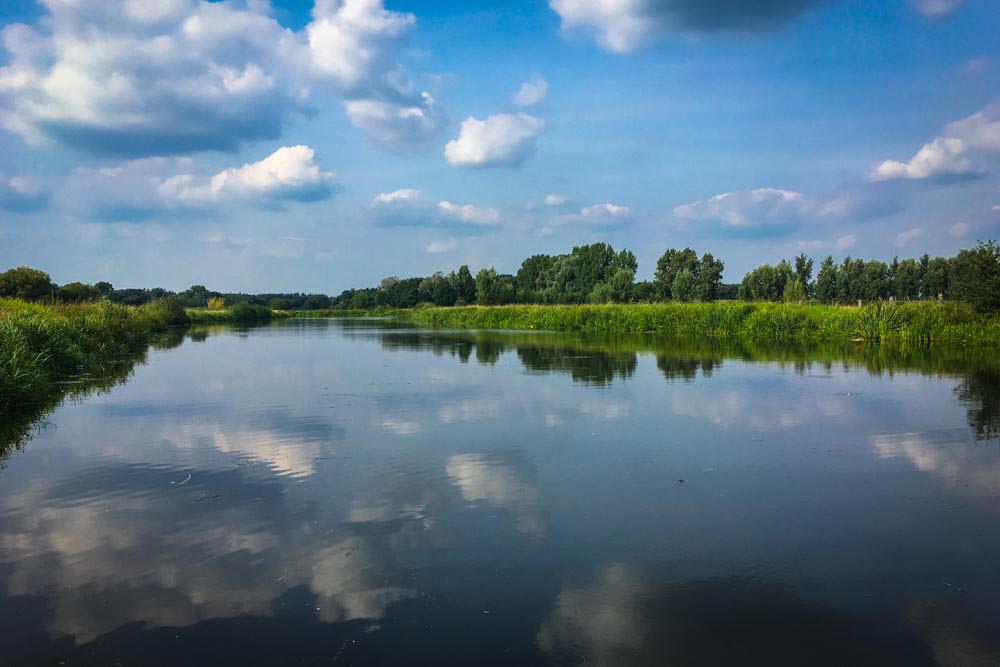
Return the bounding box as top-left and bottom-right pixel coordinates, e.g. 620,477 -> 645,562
2,318 -> 1000,666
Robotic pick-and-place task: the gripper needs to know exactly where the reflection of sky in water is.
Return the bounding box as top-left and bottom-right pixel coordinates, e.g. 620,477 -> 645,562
1,319 -> 999,665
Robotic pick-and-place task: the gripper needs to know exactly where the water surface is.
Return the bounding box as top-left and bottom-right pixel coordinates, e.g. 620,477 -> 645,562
2,318 -> 1000,666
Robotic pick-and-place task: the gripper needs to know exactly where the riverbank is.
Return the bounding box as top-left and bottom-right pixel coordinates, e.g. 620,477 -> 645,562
185,305 -> 287,323
0,298 -> 187,415
399,302 -> 1000,345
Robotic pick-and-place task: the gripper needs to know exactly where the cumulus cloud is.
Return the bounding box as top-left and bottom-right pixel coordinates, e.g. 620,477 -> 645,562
189,146 -> 334,201
871,105 -> 1000,182
0,0 -> 446,156
909,0 -> 965,19
949,222 -> 970,238
372,188 -> 422,205
437,201 -> 502,225
549,0 -> 832,53
370,189 -> 502,230
836,234 -> 857,249
544,193 -> 567,206
0,172 -> 48,212
344,93 -> 448,152
72,145 -> 335,221
895,227 -> 924,246
674,188 -> 812,234
426,239 -> 457,253
514,75 -> 549,107
445,113 -> 545,168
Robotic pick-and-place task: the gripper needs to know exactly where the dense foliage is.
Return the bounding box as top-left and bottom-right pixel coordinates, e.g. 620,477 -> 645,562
740,242 -> 1000,312
3,239 -> 999,316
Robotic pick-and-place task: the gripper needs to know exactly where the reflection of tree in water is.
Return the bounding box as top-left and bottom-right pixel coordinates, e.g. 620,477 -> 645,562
655,355 -> 719,381
955,367 -> 1000,442
539,565 -> 990,666
517,346 -> 636,386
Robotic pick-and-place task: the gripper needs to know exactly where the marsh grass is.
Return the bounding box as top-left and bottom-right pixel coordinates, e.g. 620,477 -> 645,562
401,301 -> 1000,346
0,298 -> 184,414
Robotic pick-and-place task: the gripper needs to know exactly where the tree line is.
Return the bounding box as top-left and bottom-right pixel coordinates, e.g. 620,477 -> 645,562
739,242 -> 1000,312
2,239 -> 998,313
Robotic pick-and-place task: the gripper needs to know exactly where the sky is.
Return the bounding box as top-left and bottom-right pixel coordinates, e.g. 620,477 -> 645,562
0,0 -> 998,293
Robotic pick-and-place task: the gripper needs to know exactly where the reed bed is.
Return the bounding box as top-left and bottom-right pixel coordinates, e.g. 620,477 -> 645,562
400,301 -> 1000,346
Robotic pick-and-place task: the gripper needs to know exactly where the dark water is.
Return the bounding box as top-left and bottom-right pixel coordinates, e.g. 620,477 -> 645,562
2,319 -> 1000,666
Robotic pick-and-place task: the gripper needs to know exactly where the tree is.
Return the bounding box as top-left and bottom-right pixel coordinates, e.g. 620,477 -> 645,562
783,276 -> 805,303
94,281 -> 114,296
451,265 -> 476,304
671,268 -> 695,302
0,266 -> 56,301
815,256 -> 837,303
894,258 -> 920,300
739,260 -> 793,302
58,282 -> 101,303
475,268 -> 514,305
269,298 -> 290,310
794,253 -> 814,297
693,252 -> 724,302
654,248 -> 698,300
921,257 -> 950,299
431,279 -> 458,307
951,240 -> 1000,312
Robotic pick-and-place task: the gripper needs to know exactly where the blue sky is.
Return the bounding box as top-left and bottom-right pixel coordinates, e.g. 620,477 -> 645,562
0,0 -> 998,292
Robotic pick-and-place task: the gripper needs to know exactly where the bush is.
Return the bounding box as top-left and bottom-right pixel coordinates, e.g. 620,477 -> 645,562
230,303 -> 273,322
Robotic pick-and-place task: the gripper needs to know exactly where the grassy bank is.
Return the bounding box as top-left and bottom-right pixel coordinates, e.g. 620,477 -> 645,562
185,305 -> 288,323
287,308 -> 403,318
400,302 -> 1000,345
0,298 -> 187,414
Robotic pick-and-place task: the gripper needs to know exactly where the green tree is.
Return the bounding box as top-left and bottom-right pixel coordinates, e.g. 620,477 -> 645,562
893,258 -> 920,300
654,248 -> 699,300
693,252 -> 724,301
794,253 -> 814,297
451,265 -> 476,304
783,276 -> 805,303
58,282 -> 102,303
0,266 -> 56,301
814,256 -> 838,303
431,278 -> 458,307
671,268 -> 695,302
951,240 -> 1000,312
922,257 -> 950,299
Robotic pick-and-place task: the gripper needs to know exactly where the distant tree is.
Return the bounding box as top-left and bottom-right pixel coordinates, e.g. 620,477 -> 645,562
671,268 -> 695,302
922,257 -> 950,299
894,258 -> 920,300
783,276 -> 805,303
739,260 -> 793,302
0,266 -> 57,301
654,248 -> 699,300
951,240 -> 1000,312
814,256 -> 837,303
632,281 -> 658,302
431,278 -> 458,307
693,252 -> 724,302
302,295 -> 331,310
58,282 -> 101,303
794,253 -> 814,297
475,268 -> 515,305
94,281 -> 114,296
207,297 -> 226,310
269,298 -> 290,310
452,265 -> 477,304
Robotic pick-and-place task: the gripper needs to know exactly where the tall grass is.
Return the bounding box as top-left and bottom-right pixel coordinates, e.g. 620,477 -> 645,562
401,301 -> 1000,346
0,298 -> 185,413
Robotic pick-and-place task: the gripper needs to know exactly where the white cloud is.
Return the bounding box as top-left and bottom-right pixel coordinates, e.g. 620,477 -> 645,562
836,234 -> 857,250
445,113 -> 545,168
674,188 -> 810,232
372,188 -> 422,205
549,0 -> 831,53
544,193 -> 567,206
993,205 -> 1000,213
0,0 -> 445,156
0,172 -> 48,212
963,57 -> 993,76
344,93 -> 448,152
370,191 -> 502,231
909,0 -> 965,19
437,201 -> 501,225
72,146 -> 335,220
895,227 -> 923,246
164,145 -> 335,204
871,105 -> 1000,181
514,75 -> 548,107
426,239 -> 457,253
949,222 -> 970,238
